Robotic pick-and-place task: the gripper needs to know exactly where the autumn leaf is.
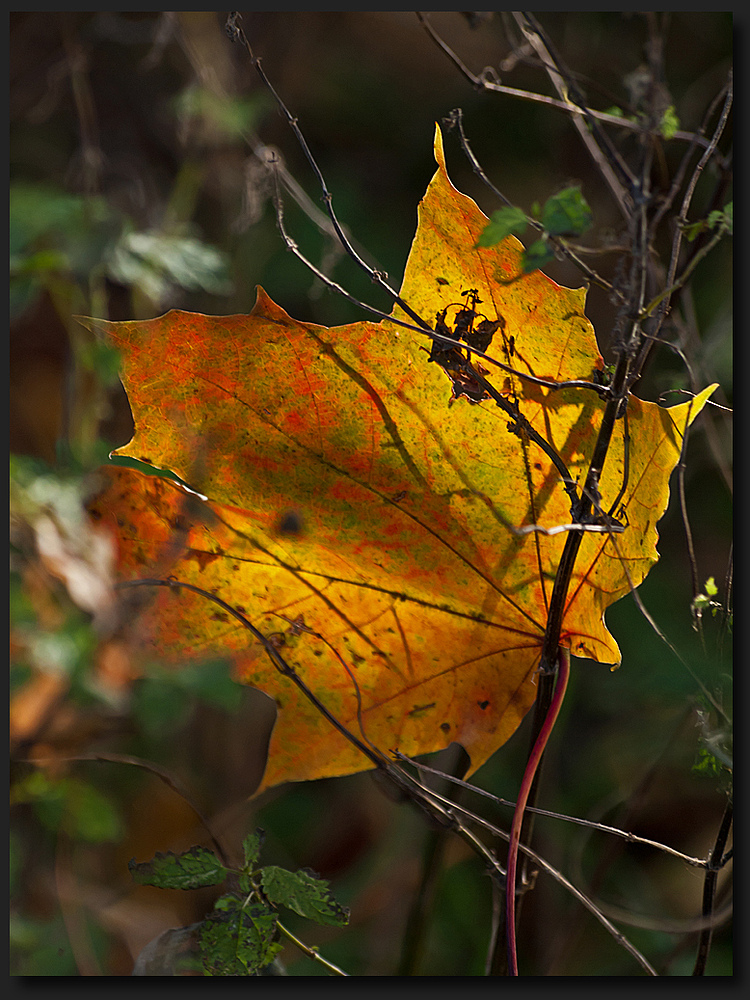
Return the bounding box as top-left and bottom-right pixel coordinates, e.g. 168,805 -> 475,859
83,126 -> 715,792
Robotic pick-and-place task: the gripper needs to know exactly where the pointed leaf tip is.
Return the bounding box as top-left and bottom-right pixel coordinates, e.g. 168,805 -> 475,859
433,122 -> 447,171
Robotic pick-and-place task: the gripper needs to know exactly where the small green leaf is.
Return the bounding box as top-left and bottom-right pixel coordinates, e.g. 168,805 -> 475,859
659,105 -> 680,139
129,847 -> 227,890
200,896 -> 282,976
708,203 -> 733,236
541,186 -> 593,238
683,220 -> 706,243
521,238 -> 556,274
242,830 -> 264,870
475,206 -> 528,248
704,577 -> 718,597
260,866 -> 350,927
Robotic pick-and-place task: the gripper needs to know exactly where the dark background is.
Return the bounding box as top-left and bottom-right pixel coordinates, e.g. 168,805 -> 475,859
10,12 -> 732,976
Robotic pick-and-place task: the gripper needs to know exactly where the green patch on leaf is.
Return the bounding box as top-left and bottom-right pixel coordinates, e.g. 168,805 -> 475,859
260,866 -> 350,927
200,896 -> 282,976
129,847 -> 228,890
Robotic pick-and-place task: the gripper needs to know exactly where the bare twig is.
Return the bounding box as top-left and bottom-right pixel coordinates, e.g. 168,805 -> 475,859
443,108 -> 620,299
392,753 -> 710,870
646,71 -> 732,350
513,12 -> 634,218
225,12 -> 431,332
416,13 -> 709,149
692,797 -> 733,975
394,763 -> 659,976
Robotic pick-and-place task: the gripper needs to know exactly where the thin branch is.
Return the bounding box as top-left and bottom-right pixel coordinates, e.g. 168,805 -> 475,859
596,896 -> 733,936
608,535 -> 729,723
443,108 -> 620,299
692,797 -> 733,975
395,764 -> 659,976
674,397 -> 702,639
649,71 -> 732,345
275,920 -> 349,976
649,77 -> 732,236
639,225 -> 730,320
416,13 -> 709,148
392,753 -> 709,869
225,12 -> 431,332
30,751 -> 229,866
513,12 -> 633,218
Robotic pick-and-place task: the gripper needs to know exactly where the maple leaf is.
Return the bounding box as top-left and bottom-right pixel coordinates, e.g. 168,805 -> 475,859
83,127 -> 715,792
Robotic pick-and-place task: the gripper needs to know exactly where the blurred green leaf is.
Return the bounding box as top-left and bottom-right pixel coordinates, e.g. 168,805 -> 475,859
475,206 -> 528,248
12,771 -> 123,843
173,85 -> 268,140
659,105 -> 680,139
541,186 -> 593,237
521,238 -> 556,274
107,230 -> 233,303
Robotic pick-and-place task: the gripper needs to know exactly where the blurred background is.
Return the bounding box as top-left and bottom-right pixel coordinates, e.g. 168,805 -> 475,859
10,12 -> 732,975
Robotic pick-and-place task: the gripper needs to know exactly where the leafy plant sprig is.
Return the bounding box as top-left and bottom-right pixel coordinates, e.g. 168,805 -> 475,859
129,830 -> 350,976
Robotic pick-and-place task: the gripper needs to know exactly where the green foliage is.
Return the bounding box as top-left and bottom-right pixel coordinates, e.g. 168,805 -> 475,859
659,105 -> 680,139
684,203 -> 733,243
129,847 -> 228,890
474,206 -> 528,247
521,237 -> 556,274
9,181 -> 232,318
200,897 -> 282,976
107,229 -> 233,303
129,829 -> 349,975
691,575 -> 731,631
173,84 -> 269,140
539,186 -> 593,238
261,867 -> 350,927
12,770 -> 123,844
476,186 -> 592,274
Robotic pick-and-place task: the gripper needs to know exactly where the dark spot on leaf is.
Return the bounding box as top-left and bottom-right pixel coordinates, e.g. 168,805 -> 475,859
210,611 -> 229,623
186,548 -> 220,572
440,722 -> 451,733
436,276 -> 449,286
276,510 -> 304,536
478,700 -> 490,710
534,463 -> 542,470
408,702 -> 436,716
